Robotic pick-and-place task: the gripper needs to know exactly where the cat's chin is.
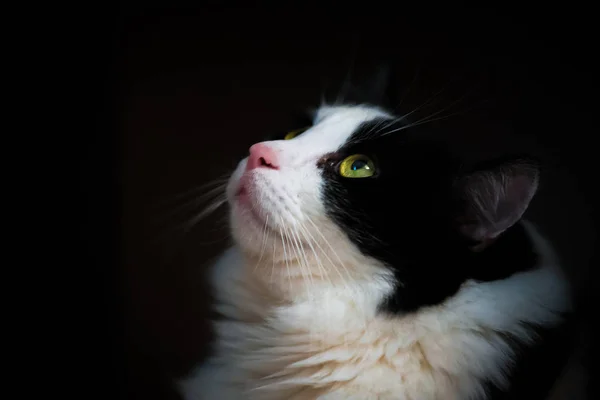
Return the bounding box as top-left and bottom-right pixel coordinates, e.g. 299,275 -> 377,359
229,199 -> 274,255
235,189 -> 266,225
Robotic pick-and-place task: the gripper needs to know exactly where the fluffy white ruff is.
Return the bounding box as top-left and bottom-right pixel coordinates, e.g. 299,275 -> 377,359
179,220 -> 571,400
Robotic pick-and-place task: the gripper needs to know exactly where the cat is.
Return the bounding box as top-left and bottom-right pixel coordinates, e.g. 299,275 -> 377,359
178,68 -> 573,400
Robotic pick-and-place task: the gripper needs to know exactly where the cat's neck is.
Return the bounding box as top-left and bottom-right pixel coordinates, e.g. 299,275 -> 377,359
235,221 -> 540,312
379,221 -> 541,315
239,251 -> 394,303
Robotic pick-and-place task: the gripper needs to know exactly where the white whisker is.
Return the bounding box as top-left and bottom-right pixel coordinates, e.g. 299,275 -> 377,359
296,222 -> 333,287
278,219 -> 293,294
177,195 -> 228,236
289,223 -> 315,299
270,238 -> 277,286
164,184 -> 228,218
303,216 -> 353,290
392,65 -> 420,113
282,217 -> 312,298
381,92 -> 470,137
253,214 -> 269,273
166,176 -> 229,203
394,85 -> 448,123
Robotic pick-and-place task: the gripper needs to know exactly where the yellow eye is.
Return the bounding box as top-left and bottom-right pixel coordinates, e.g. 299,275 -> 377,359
339,154 -> 376,178
284,127 -> 307,140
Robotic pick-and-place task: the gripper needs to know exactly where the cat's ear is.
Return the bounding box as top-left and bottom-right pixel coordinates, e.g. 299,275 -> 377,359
454,156 -> 540,246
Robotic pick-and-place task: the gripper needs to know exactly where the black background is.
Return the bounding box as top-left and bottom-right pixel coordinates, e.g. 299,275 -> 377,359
79,4 -> 597,400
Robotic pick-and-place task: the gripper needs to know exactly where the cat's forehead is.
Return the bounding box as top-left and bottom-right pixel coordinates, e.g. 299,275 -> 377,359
313,104 -> 391,125
304,105 -> 393,151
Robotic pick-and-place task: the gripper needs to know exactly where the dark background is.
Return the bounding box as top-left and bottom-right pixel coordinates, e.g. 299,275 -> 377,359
83,5 -> 597,400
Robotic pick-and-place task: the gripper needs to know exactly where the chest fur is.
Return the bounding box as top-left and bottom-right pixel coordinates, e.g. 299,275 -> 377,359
203,276 -> 556,399
216,313 -> 517,399
182,235 -> 569,400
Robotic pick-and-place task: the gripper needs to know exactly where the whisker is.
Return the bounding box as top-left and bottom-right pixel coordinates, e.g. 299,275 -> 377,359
179,196 -> 228,236
270,239 -> 277,286
293,222 -> 329,348
303,216 -> 353,290
381,96 -> 471,138
151,174 -> 230,209
305,216 -> 354,283
282,219 -> 311,296
350,67 -> 423,143
278,219 -> 293,294
153,183 -> 228,224
347,82 -> 452,146
380,85 -> 479,138
296,222 -> 332,287
394,84 -> 449,124
253,214 -> 269,274
392,64 -> 421,113
370,74 -> 473,140
290,223 -> 315,298
360,115 -> 396,140
150,194 -> 229,252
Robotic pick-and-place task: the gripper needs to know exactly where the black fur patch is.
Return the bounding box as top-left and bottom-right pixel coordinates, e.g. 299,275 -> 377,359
317,113 -> 572,398
267,62 -> 573,396
318,117 -> 540,314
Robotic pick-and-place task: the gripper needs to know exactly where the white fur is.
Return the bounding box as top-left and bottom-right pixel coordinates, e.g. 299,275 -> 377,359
179,105 -> 571,400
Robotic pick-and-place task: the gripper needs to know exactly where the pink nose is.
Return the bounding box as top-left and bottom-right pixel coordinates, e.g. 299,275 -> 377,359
245,143 -> 280,171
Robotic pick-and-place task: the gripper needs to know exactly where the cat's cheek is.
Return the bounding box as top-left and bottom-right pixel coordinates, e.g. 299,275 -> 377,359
229,203 -> 267,255
225,159 -> 248,202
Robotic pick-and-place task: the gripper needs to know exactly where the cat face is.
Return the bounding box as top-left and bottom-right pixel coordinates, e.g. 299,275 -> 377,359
226,105 -> 396,281
225,72 -> 539,302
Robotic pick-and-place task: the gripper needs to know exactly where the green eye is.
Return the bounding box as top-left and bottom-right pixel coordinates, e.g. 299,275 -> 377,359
339,154 -> 376,178
284,127 -> 308,140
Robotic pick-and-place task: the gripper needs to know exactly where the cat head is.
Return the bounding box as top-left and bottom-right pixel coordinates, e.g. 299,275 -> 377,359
225,67 -> 540,299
